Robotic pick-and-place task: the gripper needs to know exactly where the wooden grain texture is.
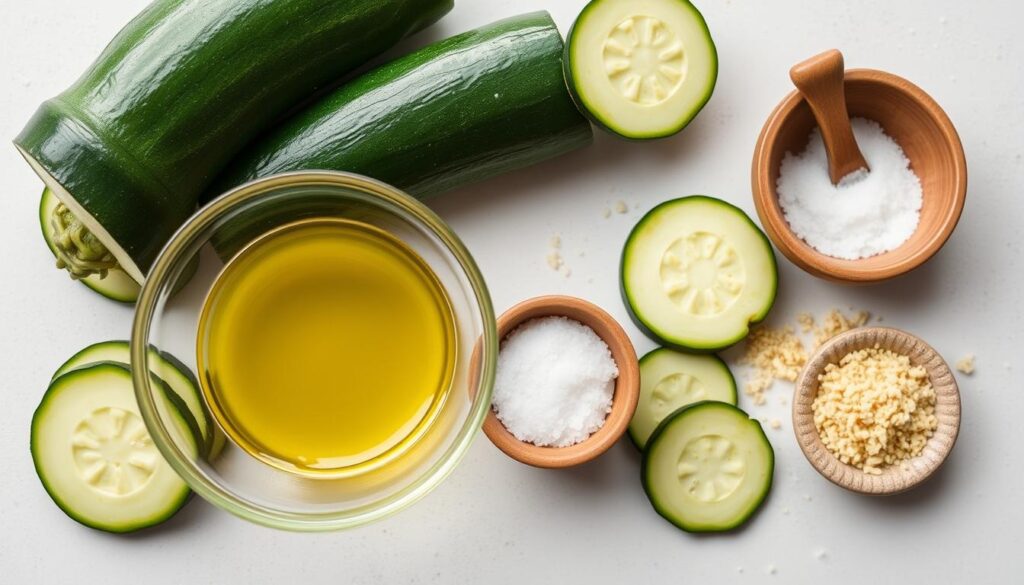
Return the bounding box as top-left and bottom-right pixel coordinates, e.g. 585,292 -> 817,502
792,327 -> 961,495
789,50 -> 870,184
752,66 -> 967,284
480,296 -> 640,468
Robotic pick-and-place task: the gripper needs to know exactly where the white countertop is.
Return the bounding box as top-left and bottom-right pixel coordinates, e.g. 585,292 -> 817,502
1,0 -> 1020,582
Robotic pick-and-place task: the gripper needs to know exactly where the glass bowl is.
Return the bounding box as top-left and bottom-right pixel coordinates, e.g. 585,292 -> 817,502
130,171 -> 497,531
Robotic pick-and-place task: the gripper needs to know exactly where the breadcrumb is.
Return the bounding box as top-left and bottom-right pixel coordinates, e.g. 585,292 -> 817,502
546,251 -> 563,271
614,200 -> 628,214
769,419 -> 782,430
739,326 -> 807,405
956,354 -> 975,375
812,346 -> 937,474
813,309 -> 870,348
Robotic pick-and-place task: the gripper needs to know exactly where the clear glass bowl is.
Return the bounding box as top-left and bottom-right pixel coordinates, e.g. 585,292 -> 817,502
130,171 -> 497,531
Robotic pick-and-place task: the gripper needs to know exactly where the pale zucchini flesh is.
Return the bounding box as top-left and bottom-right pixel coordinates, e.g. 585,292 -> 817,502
31,363 -> 197,533
53,341 -> 213,453
629,348 -> 737,449
642,401 -> 773,533
565,0 -> 718,139
621,196 -> 777,352
39,188 -> 140,303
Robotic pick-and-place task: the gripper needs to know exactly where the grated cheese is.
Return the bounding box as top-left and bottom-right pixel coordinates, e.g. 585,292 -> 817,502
812,346 -> 937,474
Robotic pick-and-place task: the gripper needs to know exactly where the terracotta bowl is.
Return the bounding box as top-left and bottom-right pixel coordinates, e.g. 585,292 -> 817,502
480,296 -> 640,468
793,327 -> 961,495
752,69 -> 967,284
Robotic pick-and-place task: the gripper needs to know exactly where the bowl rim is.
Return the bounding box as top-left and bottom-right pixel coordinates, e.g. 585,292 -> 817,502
752,68 -> 968,284
131,170 -> 498,531
482,295 -> 640,468
792,326 -> 961,495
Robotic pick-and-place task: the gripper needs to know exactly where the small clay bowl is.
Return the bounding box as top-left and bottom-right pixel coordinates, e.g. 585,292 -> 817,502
752,69 -> 967,284
482,295 -> 640,468
793,327 -> 961,495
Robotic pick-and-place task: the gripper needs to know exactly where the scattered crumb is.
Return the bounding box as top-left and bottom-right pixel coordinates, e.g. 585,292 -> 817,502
956,354 -> 976,375
769,419 -> 782,430
766,564 -> 777,575
546,251 -> 563,271
739,326 -> 807,405
797,312 -> 815,333
812,309 -> 870,348
814,548 -> 829,560
549,235 -> 561,249
803,494 -> 813,502
614,200 -> 628,214
779,396 -> 788,406
782,507 -> 790,515
736,567 -> 744,574
602,207 -> 611,219
561,266 -> 572,279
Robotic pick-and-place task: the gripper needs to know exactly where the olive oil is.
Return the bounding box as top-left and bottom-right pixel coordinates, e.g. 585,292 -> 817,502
197,219 -> 456,476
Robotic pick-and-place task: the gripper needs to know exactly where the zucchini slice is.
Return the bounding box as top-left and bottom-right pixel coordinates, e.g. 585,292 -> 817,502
564,0 -> 718,139
621,196 -> 778,352
629,348 -> 736,449
39,189 -> 139,303
53,341 -> 213,454
31,363 -> 197,533
642,402 -> 773,533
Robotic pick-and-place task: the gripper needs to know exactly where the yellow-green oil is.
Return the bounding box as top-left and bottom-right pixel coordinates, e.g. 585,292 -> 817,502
197,219 -> 456,477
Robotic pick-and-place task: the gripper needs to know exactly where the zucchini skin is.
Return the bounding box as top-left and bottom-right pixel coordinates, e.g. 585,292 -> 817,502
208,11 -> 594,202
15,0 -> 454,277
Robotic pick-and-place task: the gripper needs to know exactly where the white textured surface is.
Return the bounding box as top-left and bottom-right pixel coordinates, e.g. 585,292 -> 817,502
1,0 -> 1021,582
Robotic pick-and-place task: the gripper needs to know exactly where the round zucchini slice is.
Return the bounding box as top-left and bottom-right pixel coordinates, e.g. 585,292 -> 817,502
564,0 -> 718,139
621,196 -> 777,352
53,341 -> 214,455
642,401 -> 773,533
31,363 -> 197,533
39,189 -> 140,303
629,348 -> 737,449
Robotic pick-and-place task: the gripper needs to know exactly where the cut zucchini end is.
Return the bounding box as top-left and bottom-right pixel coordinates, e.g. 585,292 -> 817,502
39,189 -> 141,303
628,348 -> 737,450
31,363 -> 195,533
621,196 -> 778,352
641,401 -> 774,533
20,146 -> 145,284
564,0 -> 719,140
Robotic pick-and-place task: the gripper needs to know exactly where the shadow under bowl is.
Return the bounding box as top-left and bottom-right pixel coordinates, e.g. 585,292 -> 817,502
752,69 -> 967,284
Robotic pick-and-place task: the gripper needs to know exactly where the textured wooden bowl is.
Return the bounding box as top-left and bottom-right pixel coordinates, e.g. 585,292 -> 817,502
481,296 -> 639,468
793,327 -> 961,495
752,69 -> 967,284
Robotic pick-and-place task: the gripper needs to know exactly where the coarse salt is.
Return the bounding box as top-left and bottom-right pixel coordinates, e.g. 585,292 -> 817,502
777,118 -> 923,260
492,316 -> 618,447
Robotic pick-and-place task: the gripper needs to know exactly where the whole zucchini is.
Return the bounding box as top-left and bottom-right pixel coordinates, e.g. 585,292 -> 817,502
209,11 -> 593,202
15,0 -> 453,283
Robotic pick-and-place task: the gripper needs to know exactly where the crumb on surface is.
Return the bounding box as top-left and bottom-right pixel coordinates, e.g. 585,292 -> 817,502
549,235 -> 561,249
812,309 -> 870,348
602,207 -> 611,219
614,200 -> 628,214
812,346 -> 938,474
546,251 -> 563,271
769,419 -> 782,430
814,548 -> 828,560
766,564 -> 777,575
797,312 -> 815,333
740,326 -> 807,405
956,353 -> 975,375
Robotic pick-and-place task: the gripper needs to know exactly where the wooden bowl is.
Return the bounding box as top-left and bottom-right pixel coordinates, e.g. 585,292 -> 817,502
752,69 -> 967,284
481,296 -> 640,468
793,327 -> 961,495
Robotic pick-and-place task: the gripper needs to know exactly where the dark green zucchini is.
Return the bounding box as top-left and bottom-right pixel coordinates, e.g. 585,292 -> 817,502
15,0 -> 453,284
207,11 -> 593,203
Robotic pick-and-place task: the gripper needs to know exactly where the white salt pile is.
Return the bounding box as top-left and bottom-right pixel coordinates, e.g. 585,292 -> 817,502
776,118 -> 923,260
492,316 -> 618,447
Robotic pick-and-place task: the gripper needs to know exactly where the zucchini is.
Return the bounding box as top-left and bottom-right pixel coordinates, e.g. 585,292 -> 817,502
15,0 -> 454,283
564,0 -> 718,139
40,189 -> 140,303
629,348 -> 736,449
31,363 -> 198,533
642,401 -> 773,533
208,11 -> 593,203
53,341 -> 213,454
621,196 -> 778,352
